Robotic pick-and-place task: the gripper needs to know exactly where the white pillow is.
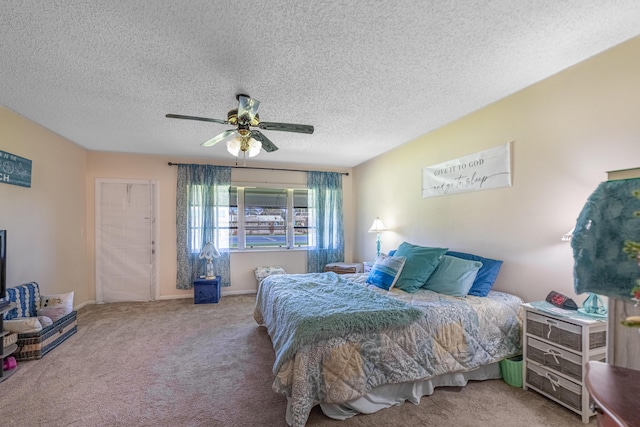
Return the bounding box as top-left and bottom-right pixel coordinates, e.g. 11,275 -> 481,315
4,317 -> 43,333
254,266 -> 286,283
38,316 -> 53,328
39,291 -> 74,321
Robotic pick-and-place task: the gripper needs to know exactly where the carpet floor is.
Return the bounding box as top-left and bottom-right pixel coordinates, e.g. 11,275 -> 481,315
0,295 -> 596,426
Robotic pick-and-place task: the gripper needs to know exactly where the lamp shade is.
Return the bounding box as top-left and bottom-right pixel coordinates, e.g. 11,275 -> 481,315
368,218 -> 386,233
247,138 -> 262,157
561,226 -> 575,242
198,242 -> 220,260
226,138 -> 241,157
226,136 -> 262,158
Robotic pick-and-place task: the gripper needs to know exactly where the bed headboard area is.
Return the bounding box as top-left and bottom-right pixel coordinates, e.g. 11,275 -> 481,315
369,241 -> 504,298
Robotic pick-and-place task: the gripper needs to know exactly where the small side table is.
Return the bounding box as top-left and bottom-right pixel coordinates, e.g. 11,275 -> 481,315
324,262 -> 363,274
193,276 -> 220,304
585,361 -> 640,427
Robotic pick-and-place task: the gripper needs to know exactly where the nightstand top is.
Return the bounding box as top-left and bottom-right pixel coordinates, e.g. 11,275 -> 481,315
523,301 -> 607,324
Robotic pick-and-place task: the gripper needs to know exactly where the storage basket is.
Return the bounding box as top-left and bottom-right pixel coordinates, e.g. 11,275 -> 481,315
526,363 -> 582,411
499,356 -> 523,387
3,332 -> 18,348
526,312 -> 606,352
15,311 -> 77,361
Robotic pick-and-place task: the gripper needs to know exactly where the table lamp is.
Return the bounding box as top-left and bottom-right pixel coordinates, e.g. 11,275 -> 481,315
199,242 -> 220,279
368,217 -> 387,258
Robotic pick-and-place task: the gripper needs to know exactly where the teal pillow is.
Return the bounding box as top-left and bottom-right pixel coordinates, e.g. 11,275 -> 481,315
393,242 -> 448,293
446,251 -> 503,296
423,255 -> 482,297
365,255 -> 407,291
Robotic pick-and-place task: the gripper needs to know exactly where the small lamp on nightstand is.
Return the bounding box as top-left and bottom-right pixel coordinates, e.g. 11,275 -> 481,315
199,242 -> 220,279
368,217 -> 387,258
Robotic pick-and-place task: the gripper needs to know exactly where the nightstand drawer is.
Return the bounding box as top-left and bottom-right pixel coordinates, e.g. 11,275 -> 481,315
526,311 -> 606,352
527,337 -> 582,381
527,363 -> 583,411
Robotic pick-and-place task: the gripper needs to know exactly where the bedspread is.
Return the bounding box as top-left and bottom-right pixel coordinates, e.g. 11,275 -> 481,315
253,272 -> 424,373
255,273 -> 523,427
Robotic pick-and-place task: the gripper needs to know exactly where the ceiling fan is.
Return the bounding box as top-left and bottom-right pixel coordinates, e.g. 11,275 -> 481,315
166,94 -> 314,158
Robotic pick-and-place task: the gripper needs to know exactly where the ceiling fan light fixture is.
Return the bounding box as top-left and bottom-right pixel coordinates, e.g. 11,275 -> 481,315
226,138 -> 241,157
247,139 -> 262,157
226,136 -> 262,158
167,93 -> 313,158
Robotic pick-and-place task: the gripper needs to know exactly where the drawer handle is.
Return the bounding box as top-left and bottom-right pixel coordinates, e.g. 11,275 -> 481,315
544,348 -> 561,364
545,372 -> 561,392
545,319 -> 557,339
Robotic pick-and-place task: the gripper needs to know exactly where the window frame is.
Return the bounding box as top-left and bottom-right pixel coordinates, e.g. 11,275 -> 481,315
231,183 -> 311,251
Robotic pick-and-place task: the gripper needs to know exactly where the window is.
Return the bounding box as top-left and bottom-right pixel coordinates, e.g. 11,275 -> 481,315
188,184 -> 231,253
229,186 -> 310,249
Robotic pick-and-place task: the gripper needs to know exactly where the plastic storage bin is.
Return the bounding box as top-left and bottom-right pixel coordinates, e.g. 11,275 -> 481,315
499,355 -> 523,387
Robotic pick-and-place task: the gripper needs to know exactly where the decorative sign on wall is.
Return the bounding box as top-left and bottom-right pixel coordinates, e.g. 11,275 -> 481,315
0,150 -> 32,188
422,142 -> 512,198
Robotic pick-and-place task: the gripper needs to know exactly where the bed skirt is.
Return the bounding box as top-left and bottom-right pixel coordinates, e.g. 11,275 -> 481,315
286,362 -> 501,424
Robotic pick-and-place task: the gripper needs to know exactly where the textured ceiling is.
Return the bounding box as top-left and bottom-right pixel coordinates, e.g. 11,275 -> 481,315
2,1 -> 640,168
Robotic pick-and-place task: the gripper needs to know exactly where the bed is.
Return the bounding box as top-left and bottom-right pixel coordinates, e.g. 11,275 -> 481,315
254,268 -> 524,427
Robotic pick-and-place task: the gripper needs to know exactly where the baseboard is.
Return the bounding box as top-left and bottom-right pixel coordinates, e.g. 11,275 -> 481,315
158,289 -> 256,300
75,291 -> 257,306
73,300 -> 96,310
157,294 -> 193,300
221,289 -> 257,296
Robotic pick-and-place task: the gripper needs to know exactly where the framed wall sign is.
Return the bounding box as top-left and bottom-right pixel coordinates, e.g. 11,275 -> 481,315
0,150 -> 32,188
422,142 -> 512,198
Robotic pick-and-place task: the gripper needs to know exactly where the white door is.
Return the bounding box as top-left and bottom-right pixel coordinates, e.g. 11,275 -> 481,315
96,179 -> 158,303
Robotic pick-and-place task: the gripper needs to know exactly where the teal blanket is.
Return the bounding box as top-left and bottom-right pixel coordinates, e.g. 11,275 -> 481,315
572,178 -> 640,299
254,272 -> 424,373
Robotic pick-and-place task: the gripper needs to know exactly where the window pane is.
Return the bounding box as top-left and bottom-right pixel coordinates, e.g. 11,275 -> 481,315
293,189 -> 309,247
244,188 -> 287,248
229,187 -> 238,248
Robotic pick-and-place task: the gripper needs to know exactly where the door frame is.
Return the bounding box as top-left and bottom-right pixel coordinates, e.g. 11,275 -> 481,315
95,178 -> 160,302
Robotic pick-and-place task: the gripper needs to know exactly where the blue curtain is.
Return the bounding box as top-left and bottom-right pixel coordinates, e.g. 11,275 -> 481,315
307,171 -> 344,272
572,178 -> 640,300
176,164 -> 231,289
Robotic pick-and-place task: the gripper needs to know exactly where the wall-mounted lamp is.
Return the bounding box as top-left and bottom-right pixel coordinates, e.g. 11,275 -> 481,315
368,217 -> 387,258
561,227 -> 575,242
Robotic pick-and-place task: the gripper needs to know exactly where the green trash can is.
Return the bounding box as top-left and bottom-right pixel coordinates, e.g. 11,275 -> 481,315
499,355 -> 523,387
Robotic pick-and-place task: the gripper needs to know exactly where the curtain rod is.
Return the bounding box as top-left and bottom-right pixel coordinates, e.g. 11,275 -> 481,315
167,162 -> 349,176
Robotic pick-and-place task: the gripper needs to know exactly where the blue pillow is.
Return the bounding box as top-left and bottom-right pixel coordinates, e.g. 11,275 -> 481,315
394,242 -> 448,293
423,255 -> 482,297
446,250 -> 503,297
388,249 -> 397,256
366,255 -> 407,291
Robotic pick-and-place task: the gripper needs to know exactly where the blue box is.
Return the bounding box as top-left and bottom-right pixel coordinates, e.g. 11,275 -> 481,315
193,277 -> 220,304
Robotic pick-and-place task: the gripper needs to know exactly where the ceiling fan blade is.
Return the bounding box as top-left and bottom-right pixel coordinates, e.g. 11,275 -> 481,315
202,130 -> 238,147
237,95 -> 260,125
250,130 -> 278,152
166,113 -> 228,125
258,121 -> 314,134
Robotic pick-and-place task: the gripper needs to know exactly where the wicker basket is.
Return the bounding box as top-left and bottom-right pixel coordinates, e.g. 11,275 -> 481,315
3,332 -> 18,348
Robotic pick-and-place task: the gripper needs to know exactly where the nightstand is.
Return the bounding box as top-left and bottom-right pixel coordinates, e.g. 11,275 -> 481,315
522,302 -> 607,423
585,361 -> 640,427
193,276 -> 221,304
